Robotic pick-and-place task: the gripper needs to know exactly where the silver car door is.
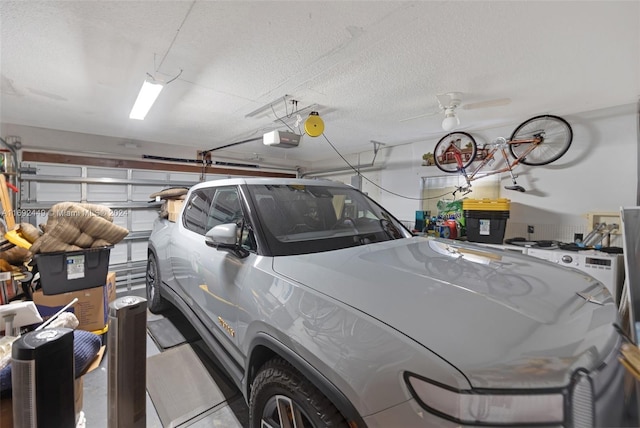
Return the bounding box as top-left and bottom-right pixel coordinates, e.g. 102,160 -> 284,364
196,186 -> 255,352
169,187 -> 215,304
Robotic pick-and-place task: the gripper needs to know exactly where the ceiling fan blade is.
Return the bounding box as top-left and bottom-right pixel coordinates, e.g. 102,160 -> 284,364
461,97 -> 511,110
399,109 -> 441,122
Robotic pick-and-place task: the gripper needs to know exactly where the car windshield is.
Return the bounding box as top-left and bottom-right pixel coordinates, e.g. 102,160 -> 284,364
247,183 -> 412,256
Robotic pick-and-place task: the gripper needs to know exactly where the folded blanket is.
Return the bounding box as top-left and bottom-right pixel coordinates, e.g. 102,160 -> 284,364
31,202 -> 129,253
149,187 -> 189,200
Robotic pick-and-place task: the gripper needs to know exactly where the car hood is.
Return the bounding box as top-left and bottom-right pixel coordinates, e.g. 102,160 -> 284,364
271,237 -> 620,389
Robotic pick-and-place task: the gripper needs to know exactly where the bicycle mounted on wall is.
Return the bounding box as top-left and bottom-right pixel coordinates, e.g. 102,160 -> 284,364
432,115 -> 573,195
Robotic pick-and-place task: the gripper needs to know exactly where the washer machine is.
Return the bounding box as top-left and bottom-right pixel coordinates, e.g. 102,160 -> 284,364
526,248 -> 625,305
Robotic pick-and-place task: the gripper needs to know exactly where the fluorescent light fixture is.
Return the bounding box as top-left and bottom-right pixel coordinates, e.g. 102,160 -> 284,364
129,80 -> 164,120
246,95 -> 291,118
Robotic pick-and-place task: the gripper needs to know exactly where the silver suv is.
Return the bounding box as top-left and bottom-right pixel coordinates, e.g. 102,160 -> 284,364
147,177 -> 626,427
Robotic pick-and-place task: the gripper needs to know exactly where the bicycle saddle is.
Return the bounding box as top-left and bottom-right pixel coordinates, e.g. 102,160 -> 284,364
504,185 -> 526,192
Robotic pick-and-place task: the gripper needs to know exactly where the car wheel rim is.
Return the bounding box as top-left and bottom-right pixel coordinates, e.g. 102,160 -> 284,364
147,259 -> 156,300
261,394 -> 311,428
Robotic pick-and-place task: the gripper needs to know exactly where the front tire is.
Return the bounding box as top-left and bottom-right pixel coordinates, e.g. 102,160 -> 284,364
146,252 -> 169,313
249,358 -> 348,428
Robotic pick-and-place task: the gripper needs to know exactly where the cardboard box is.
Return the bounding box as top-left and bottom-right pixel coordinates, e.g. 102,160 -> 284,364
33,286 -> 107,332
32,271 -> 116,333
167,199 -> 184,222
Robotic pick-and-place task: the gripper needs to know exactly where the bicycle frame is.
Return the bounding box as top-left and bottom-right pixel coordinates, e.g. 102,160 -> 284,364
455,136 -> 541,188
436,115 -> 573,196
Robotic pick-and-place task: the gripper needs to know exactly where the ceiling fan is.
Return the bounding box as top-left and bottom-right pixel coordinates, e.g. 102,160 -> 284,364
400,92 -> 511,131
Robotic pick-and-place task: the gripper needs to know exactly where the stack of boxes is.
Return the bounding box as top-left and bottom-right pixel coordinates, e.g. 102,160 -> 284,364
463,198 -> 511,244
167,199 -> 184,222
31,247 -> 116,335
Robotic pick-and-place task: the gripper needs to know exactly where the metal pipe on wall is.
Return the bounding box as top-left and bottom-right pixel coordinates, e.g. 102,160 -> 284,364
636,97 -> 640,206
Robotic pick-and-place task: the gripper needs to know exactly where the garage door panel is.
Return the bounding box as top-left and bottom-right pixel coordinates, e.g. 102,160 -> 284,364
87,167 -> 128,179
33,164 -> 83,177
112,211 -> 129,228
131,241 -> 148,262
203,174 -> 228,181
132,185 -> 166,202
169,172 -> 201,182
131,170 -> 168,180
36,183 -> 81,202
110,242 -> 128,265
87,184 -> 129,202
132,209 -> 158,232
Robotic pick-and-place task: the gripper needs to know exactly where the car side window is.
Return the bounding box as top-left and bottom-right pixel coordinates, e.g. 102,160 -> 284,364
206,187 -> 242,232
182,188 -> 215,235
205,187 -> 257,252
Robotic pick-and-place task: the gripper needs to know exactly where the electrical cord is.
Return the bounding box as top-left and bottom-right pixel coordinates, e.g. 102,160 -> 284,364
166,69 -> 183,84
321,133 -> 454,201
265,116 -> 453,201
272,104 -> 296,133
155,0 -> 196,73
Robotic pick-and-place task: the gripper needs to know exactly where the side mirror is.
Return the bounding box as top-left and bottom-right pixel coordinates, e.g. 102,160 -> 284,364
205,224 -> 249,258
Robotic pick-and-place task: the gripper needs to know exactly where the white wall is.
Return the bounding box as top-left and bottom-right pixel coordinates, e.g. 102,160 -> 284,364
310,103 -> 638,245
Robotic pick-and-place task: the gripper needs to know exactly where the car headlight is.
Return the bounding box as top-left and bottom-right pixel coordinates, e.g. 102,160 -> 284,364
405,373 -> 564,425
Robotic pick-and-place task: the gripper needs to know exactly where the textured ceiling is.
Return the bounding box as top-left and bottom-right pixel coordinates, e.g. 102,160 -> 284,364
1,1 -> 638,169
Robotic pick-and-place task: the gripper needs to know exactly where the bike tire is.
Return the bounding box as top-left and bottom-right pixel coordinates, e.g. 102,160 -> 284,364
433,132 -> 478,173
509,115 -> 572,166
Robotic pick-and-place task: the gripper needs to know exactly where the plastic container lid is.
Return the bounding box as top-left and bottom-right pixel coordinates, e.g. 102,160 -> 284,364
462,198 -> 511,211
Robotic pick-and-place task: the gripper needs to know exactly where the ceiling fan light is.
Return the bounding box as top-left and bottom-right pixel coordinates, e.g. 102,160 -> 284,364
442,112 -> 460,132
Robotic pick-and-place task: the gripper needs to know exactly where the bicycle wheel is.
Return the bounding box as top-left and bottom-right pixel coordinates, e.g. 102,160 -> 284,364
433,132 -> 477,173
509,115 -> 572,166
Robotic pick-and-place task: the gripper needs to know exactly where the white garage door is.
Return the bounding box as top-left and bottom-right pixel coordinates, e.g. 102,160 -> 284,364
18,161 -> 223,293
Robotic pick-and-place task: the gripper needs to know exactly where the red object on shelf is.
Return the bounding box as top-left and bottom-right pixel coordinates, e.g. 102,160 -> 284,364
444,219 -> 458,239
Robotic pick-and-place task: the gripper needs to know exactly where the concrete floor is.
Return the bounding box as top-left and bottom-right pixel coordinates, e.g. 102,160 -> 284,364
81,305 -> 249,428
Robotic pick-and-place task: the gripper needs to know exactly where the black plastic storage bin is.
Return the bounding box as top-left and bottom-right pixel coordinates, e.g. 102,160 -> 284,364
34,246 -> 112,295
464,210 -> 510,244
